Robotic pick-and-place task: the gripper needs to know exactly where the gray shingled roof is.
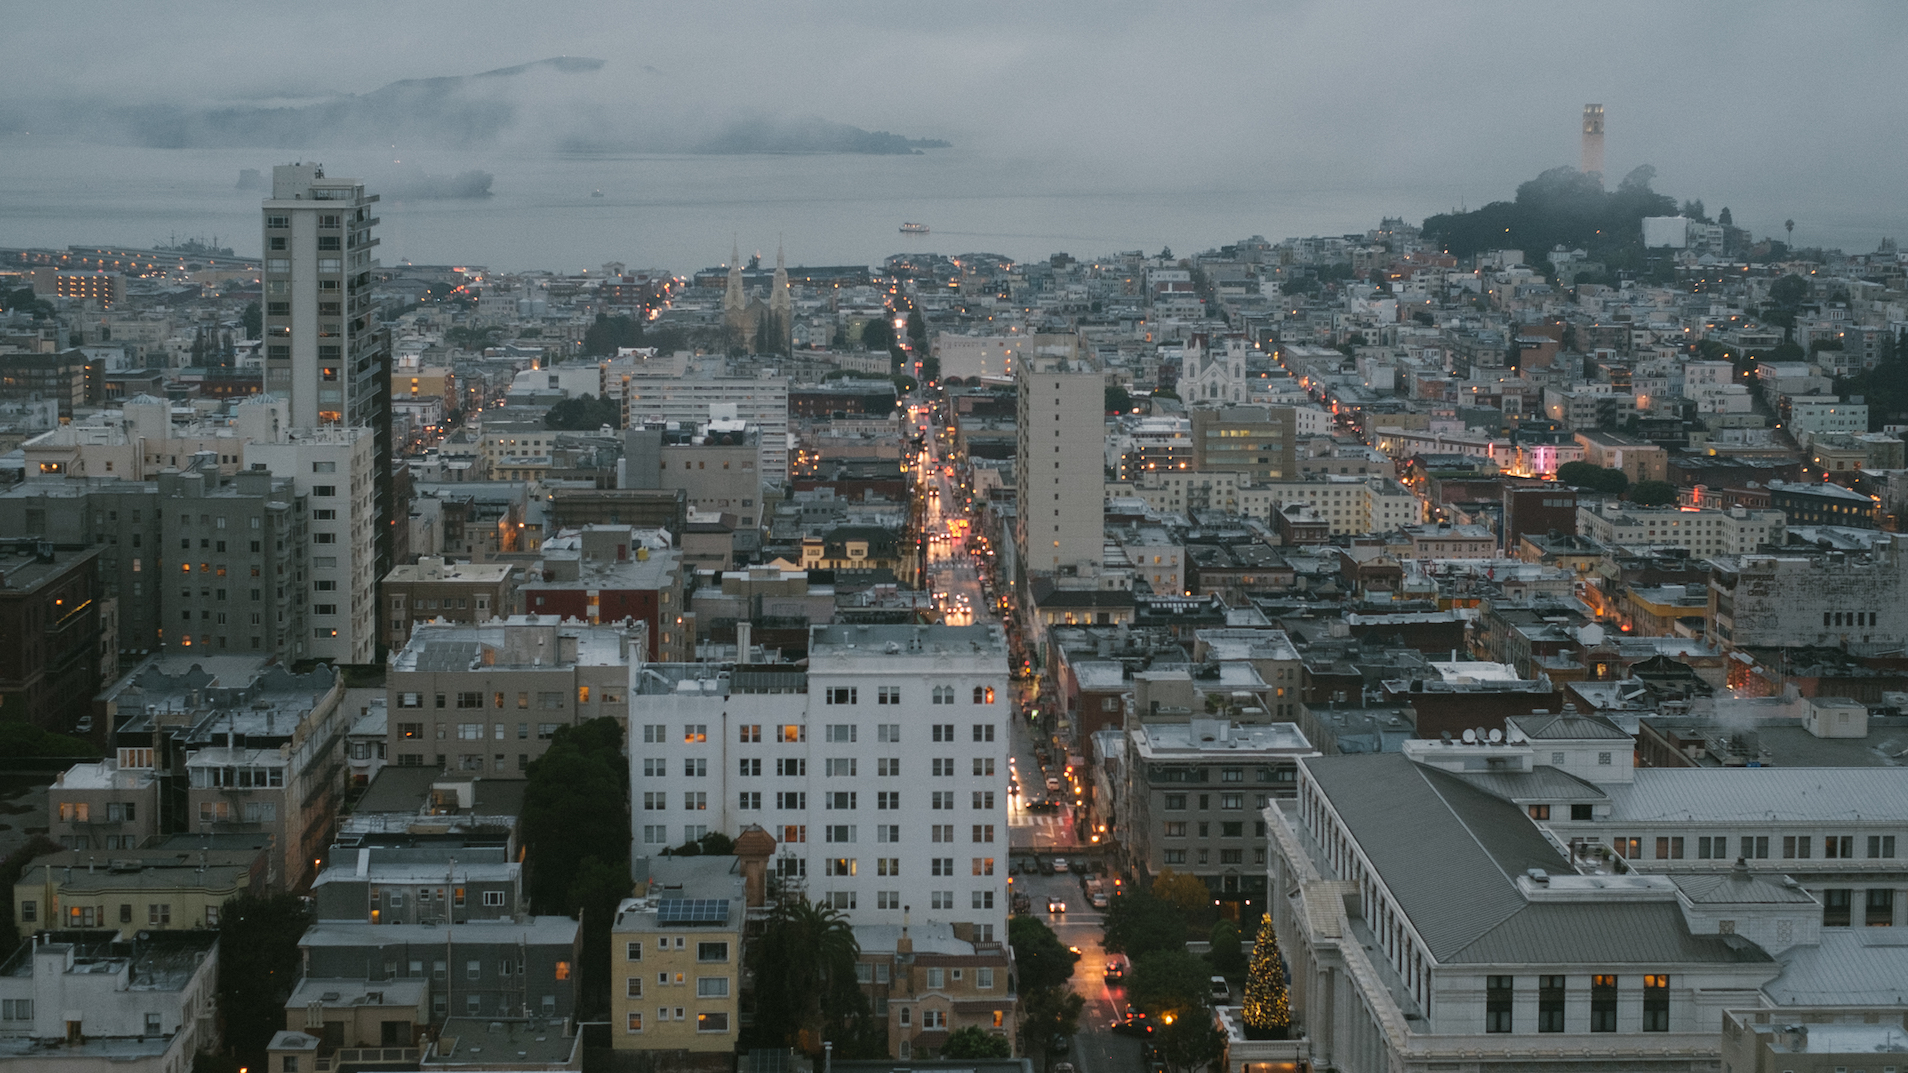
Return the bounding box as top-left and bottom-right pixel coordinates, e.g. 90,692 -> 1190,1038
1306,754 -> 1777,967
1454,766 -> 1609,804
1507,711 -> 1632,741
1306,754 -> 1564,960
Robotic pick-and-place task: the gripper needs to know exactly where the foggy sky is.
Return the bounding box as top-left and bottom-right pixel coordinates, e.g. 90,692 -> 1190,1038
7,2 -> 1908,244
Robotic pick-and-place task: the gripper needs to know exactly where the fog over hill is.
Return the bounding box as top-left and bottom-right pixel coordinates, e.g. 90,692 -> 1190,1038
0,57 -> 949,155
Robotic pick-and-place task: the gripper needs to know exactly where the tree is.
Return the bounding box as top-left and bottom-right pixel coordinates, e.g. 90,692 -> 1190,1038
1131,949 -> 1212,1021
1206,919 -> 1246,980
1155,1011 -> 1226,1073
743,899 -> 884,1057
1015,984 -> 1085,1073
1242,913 -> 1291,1040
567,856 -> 633,1018
1105,383 -> 1134,414
1009,914 -> 1079,994
1102,889 -> 1188,961
1629,480 -> 1677,507
241,301 -> 261,340
1152,867 -> 1212,919
216,892 -> 313,1067
580,313 -> 643,356
521,718 -> 629,912
941,1025 -> 1013,1059
860,317 -> 894,351
0,722 -> 98,766
906,309 -> 928,347
1555,461 -> 1629,495
1768,274 -> 1809,308
446,324 -> 503,351
543,393 -> 620,430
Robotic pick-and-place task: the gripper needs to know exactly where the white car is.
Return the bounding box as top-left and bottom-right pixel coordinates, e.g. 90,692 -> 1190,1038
1051,857 -> 1069,873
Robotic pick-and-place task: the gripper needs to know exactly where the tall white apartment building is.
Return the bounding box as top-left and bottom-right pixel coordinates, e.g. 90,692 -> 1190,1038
261,163 -> 394,585
629,624 -> 1010,940
615,374 -> 789,486
1016,340 -> 1104,576
247,427 -> 377,663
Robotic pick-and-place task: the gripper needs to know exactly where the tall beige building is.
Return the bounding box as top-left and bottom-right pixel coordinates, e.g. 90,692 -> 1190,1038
1015,337 -> 1104,576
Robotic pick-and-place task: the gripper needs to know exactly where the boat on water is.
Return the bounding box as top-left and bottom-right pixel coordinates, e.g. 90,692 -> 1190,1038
899,222 -> 929,234
591,188 -> 604,198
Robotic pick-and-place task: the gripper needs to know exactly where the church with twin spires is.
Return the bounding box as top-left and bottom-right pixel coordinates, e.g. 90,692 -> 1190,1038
722,242 -> 794,354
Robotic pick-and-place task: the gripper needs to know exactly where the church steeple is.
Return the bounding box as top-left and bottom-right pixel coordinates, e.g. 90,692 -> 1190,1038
724,238 -> 744,314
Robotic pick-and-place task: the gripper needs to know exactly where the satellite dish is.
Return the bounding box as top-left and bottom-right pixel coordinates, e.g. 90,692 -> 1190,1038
1461,729 -> 1477,744
1578,623 -> 1606,647
1488,728 -> 1504,744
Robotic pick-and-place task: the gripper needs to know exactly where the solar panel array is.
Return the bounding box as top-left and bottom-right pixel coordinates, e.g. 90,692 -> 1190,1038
654,898 -> 730,925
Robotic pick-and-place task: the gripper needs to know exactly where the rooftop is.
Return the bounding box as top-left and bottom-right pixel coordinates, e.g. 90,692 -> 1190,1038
1134,720 -> 1313,758
1601,767 -> 1908,823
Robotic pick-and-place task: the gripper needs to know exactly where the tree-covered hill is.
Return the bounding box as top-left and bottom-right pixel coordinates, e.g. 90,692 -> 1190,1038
1422,165 -> 1677,266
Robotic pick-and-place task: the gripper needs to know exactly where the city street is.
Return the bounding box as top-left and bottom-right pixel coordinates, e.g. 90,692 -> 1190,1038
1012,868 -> 1146,1073
912,399 -> 1133,1067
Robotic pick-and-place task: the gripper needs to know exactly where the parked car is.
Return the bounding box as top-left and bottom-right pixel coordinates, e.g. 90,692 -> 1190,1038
1051,856 -> 1070,873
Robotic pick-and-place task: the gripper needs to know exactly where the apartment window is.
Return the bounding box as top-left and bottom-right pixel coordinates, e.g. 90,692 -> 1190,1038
776,792 -> 806,809
1163,850 -> 1186,864
1220,793 -> 1243,810
1528,804 -> 1551,821
932,685 -> 953,704
973,824 -> 995,843
877,759 -> 900,777
971,791 -> 995,809
1783,835 -> 1812,859
878,686 -> 901,704
1870,835 -> 1898,859
972,685 -> 994,703
825,687 -> 857,705
1655,836 -> 1683,860
877,723 -> 901,742
825,724 -> 857,743
931,723 -> 955,742
932,791 -> 953,810
696,977 -> 729,998
1164,822 -> 1187,837
877,791 -> 899,809
1537,975 -> 1565,1032
626,942 -> 643,961
933,758 -> 954,777
972,890 -> 994,909
1867,887 -> 1896,926
1613,836 -> 1640,859
1825,835 -> 1855,859
1571,804 -> 1594,821
1590,975 -> 1617,1032
1823,888 -> 1853,927
626,1011 -> 643,1034
684,724 -> 707,743
148,904 -> 171,925
738,791 -> 761,810
483,890 -> 504,907
1164,794 -> 1186,810
1485,976 -> 1513,1033
1641,974 -> 1669,1031
972,722 -> 995,742
778,724 -> 805,743
973,757 -> 995,776
1697,835 -> 1724,859
739,724 -> 761,743
826,792 -> 856,810
1746,835 -> 1770,859
683,792 -> 707,811
683,758 -> 707,777
777,758 -> 806,777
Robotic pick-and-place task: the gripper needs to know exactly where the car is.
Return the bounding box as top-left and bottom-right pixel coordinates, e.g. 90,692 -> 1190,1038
1103,955 -> 1127,983
1110,1009 -> 1153,1037
1046,776 -> 1062,792
1210,975 -> 1231,1003
1038,857 -> 1055,875
1049,1036 -> 1071,1056
1053,1063 -> 1076,1073
1051,857 -> 1069,873
1047,897 -> 1067,913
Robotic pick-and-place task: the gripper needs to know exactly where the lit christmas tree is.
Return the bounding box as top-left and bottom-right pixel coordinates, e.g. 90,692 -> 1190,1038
1242,913 -> 1291,1040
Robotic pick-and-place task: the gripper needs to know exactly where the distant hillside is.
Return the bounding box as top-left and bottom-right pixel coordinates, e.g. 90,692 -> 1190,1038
5,57 -> 948,156
1421,165 -> 1677,266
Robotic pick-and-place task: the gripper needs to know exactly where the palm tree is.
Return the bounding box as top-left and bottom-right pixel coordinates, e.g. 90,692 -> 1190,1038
746,898 -> 874,1054
1785,219 -> 1795,246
